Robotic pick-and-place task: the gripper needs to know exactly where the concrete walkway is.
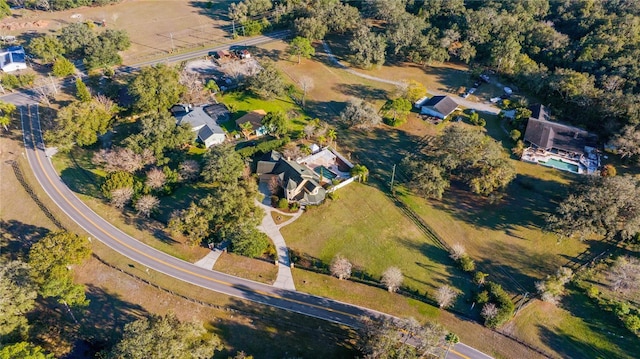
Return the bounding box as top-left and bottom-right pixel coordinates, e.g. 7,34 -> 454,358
321,41 -> 501,115
193,242 -> 229,270
255,182 -> 301,290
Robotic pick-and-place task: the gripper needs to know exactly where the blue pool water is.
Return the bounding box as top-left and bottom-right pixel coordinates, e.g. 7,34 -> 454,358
314,165 -> 338,180
539,158 -> 579,173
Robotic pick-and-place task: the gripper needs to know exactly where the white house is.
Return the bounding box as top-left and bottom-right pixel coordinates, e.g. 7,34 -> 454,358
420,96 -> 459,119
0,46 -> 27,73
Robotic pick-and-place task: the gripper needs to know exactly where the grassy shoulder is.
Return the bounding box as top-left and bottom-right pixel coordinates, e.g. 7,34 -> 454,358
213,252 -> 278,285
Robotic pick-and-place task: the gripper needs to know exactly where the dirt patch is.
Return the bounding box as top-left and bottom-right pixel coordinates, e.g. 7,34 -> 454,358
185,57 -> 260,90
0,19 -> 49,31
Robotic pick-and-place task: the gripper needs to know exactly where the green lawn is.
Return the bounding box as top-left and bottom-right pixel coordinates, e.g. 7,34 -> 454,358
281,182 -> 473,308
221,91 -> 310,134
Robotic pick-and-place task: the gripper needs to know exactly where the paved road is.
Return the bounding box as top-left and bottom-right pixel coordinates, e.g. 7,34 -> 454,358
8,30 -> 494,358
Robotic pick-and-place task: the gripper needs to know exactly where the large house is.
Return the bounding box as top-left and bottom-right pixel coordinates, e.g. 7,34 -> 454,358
257,151 -> 326,205
171,104 -> 226,148
521,104 -> 599,174
0,46 -> 27,73
235,109 -> 267,138
419,96 -> 459,119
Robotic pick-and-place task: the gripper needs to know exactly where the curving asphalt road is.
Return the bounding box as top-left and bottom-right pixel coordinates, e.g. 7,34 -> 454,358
11,32 -> 494,359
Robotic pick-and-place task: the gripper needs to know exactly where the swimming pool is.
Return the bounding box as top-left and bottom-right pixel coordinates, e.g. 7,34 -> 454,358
539,158 -> 579,173
314,165 -> 338,180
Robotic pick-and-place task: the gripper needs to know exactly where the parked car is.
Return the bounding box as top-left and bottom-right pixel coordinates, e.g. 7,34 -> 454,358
480,74 -> 490,82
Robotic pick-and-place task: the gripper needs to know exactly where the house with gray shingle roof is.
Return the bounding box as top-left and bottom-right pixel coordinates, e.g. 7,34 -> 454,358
257,151 -> 326,205
171,105 -> 226,148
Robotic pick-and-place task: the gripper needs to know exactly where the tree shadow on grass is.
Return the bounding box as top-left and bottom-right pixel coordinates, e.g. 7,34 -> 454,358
121,212 -> 179,245
74,284 -> 148,356
213,296 -> 358,358
249,46 -> 283,62
0,219 -> 51,259
332,83 -> 389,101
536,290 -> 639,359
432,174 -> 572,233
303,99 -> 345,122
60,167 -> 102,198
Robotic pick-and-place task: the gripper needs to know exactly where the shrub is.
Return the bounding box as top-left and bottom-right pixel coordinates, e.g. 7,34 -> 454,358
482,282 -> 515,328
459,255 -> 476,272
17,73 -> 35,87
230,228 -> 269,258
52,57 -> 76,78
277,198 -> 289,209
624,314 -> 640,333
1,74 -> 19,89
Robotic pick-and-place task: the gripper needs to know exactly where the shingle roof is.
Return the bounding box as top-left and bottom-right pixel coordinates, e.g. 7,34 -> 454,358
528,104 -> 550,121
235,109 -> 267,131
524,117 -> 594,153
422,96 -> 458,117
173,105 -> 225,145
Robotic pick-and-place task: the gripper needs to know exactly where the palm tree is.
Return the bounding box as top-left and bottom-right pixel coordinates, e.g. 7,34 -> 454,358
239,121 -> 253,139
350,164 -> 369,183
327,128 -> 337,147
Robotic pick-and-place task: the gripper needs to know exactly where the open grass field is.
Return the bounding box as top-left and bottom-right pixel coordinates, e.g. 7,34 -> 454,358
258,40 -> 397,120
2,0 -> 236,63
394,160 -> 596,295
281,182 -> 474,307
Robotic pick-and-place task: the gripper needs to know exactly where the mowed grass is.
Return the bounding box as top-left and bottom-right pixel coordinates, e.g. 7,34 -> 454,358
220,91 -> 309,133
50,148 -> 211,263
511,295 -> 640,359
281,182 -> 473,305
213,252 -> 278,284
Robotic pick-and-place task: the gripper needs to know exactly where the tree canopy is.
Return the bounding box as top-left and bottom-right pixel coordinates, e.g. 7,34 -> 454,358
248,61 -> 285,100
359,316 -> 446,359
28,231 -> 91,306
288,37 -> 315,64
0,260 -> 37,340
546,175 -> 640,240
261,111 -> 289,138
123,111 -> 193,165
44,97 -> 118,152
402,125 -> 515,197
340,98 -> 382,130
106,313 -> 222,359
129,64 -> 185,114
0,101 -> 16,131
